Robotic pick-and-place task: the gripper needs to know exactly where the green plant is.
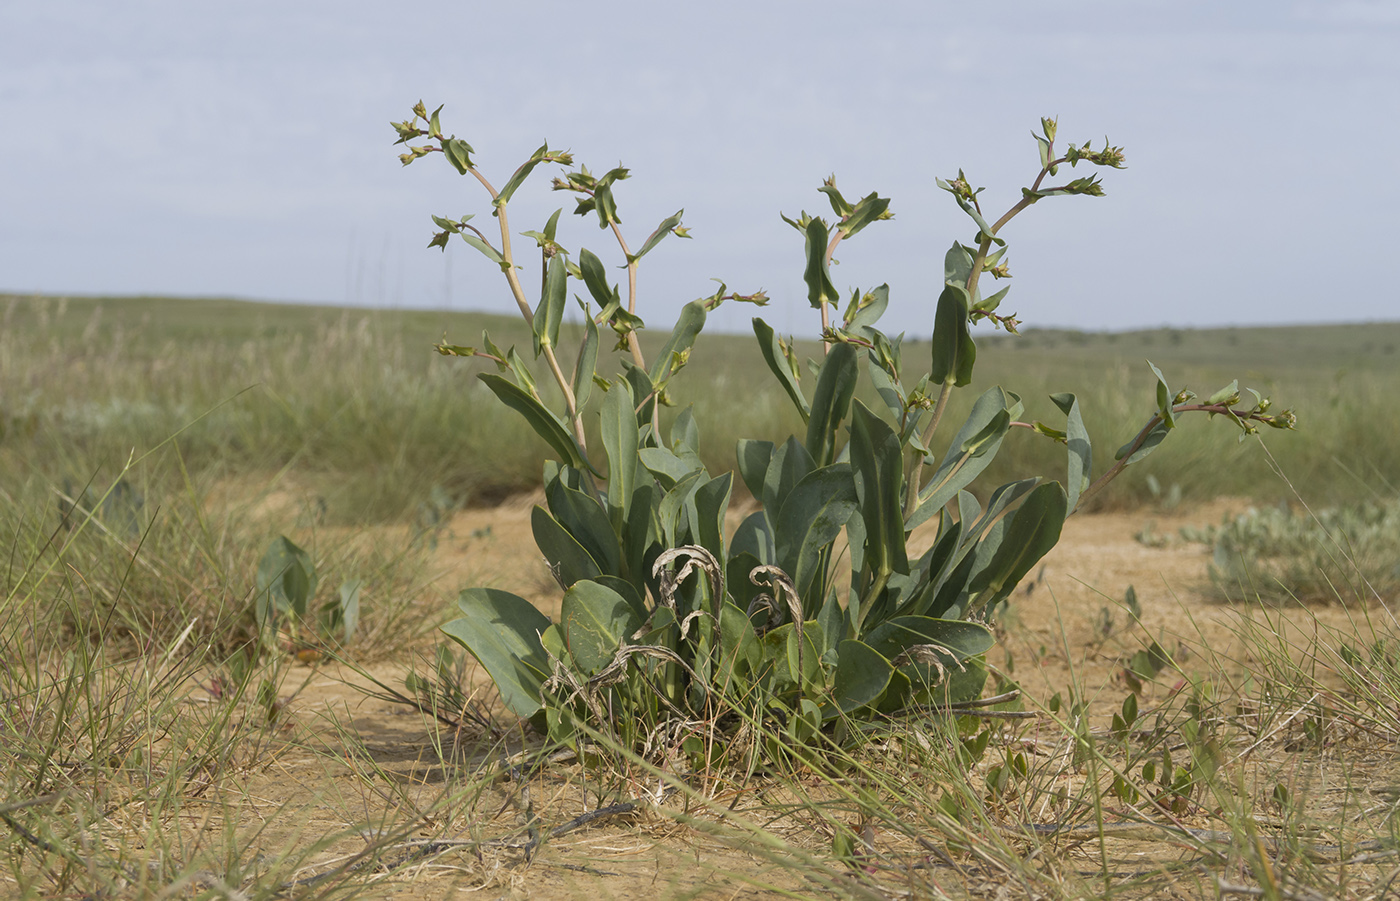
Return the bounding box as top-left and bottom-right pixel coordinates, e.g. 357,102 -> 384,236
394,104 -> 1295,762
1183,499 -> 1400,603
253,534 -> 362,658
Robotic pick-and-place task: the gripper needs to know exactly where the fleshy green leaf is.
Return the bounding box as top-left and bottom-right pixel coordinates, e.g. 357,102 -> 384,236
692,472 -> 733,562
968,481 -> 1066,612
461,233 -> 508,271
736,439 -> 775,501
577,248 -> 619,309
532,505 -> 603,587
649,300 -> 707,386
839,192 -> 892,240
801,218 -> 838,311
442,138 -> 474,174
821,640 -> 894,720
1147,360 -> 1175,429
255,535 -> 317,630
532,254 -> 567,356
775,464 -> 858,599
1050,392 -> 1093,513
601,378 -> 638,525
561,580 -> 642,676
545,478 -> 621,576
908,387 -> 1015,531
804,341 -> 858,466
571,310 -> 599,409
753,318 -> 810,422
442,588 -> 551,717
478,374 -> 589,471
763,436 -> 815,516
849,402 -> 909,580
930,283 -> 976,387
629,210 -> 686,263
495,142 -> 551,211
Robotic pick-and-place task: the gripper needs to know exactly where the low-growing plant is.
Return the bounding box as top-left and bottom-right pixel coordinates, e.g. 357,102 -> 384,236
392,103 -> 1295,763
1183,499 -> 1400,603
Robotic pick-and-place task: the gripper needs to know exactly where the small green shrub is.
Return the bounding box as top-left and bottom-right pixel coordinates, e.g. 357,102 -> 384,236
1184,500 -> 1400,603
392,104 -> 1294,763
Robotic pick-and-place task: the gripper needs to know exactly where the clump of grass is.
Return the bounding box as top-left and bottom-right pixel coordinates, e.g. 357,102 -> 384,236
1182,498 -> 1400,604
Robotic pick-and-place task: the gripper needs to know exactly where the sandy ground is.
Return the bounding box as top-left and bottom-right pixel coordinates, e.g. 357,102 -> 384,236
224,496 -> 1393,899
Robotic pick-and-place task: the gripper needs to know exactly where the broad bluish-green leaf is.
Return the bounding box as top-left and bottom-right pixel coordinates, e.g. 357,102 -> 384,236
775,464 -> 858,598
594,575 -> 648,621
969,481 -> 1066,610
718,602 -> 761,690
867,358 -> 904,422
460,233 -> 508,271
623,483 -> 658,587
591,166 -> 629,227
839,192 -> 892,240
443,138 -> 474,174
1207,379 -> 1239,406
863,615 -> 994,661
843,283 -> 889,337
753,318 -> 810,421
763,437 -> 815,517
578,247 -> 619,310
849,402 -> 909,579
494,142 -> 551,210
731,511 -> 775,565
692,472 -> 733,561
545,478 -> 620,576
649,300 -> 707,384
532,505 -> 602,587
601,378 -> 638,523
1147,360 -> 1175,429
930,283 -> 976,387
479,374 -> 589,471
571,309 -> 599,409
802,218 -> 838,310
621,362 -> 656,430
758,621 -> 824,693
658,470 -> 704,548
629,210 -> 685,263
1050,392 -> 1092,513
442,588 -> 551,717
255,535 -> 317,630
670,406 -> 700,456
902,522 -> 962,617
818,588 -> 849,653
561,580 -> 642,676
532,254 -> 567,356
736,439 -> 774,500
821,640 -> 894,720
944,242 -> 974,289
638,446 -> 703,490
1115,420 -> 1171,465
805,341 -> 858,466
908,387 -> 1015,530
726,551 -> 765,613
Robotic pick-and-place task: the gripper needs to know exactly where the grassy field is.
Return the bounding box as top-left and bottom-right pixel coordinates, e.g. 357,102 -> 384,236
5,292 -> 1399,523
3,292 -> 1400,899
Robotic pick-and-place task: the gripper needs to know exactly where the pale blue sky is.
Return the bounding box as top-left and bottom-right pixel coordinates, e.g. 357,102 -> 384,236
2,1 -> 1397,335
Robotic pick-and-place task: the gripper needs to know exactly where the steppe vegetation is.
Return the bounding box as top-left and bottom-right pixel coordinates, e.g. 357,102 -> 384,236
5,292 -> 1400,899
3,111 -> 1400,899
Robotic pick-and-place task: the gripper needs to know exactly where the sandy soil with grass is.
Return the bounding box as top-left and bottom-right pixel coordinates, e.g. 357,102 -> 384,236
223,496 -> 1394,899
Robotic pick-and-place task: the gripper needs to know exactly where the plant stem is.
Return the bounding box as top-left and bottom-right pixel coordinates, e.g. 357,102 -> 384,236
904,160 -> 1062,517
1074,401 -> 1272,512
469,168 -> 588,451
609,221 -> 647,371
819,231 -> 845,354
